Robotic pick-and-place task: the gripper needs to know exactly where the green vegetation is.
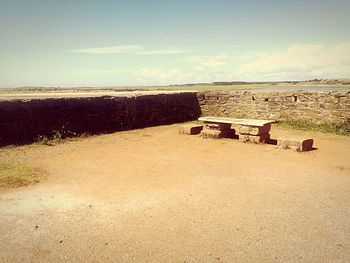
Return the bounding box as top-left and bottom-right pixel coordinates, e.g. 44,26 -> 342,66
277,120 -> 350,136
35,129 -> 81,146
36,130 -> 64,146
0,162 -> 45,188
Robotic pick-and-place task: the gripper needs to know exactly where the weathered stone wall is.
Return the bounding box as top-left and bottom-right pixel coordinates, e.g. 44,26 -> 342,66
197,91 -> 350,124
1,90 -> 349,146
0,92 -> 200,146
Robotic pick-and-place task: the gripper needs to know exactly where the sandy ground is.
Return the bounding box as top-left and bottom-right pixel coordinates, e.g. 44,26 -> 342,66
0,124 -> 349,262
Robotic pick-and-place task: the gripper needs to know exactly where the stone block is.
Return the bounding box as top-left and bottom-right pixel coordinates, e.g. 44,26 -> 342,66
204,122 -> 231,131
238,123 -> 271,135
200,128 -> 234,139
179,124 -> 203,135
239,133 -> 270,144
277,138 -> 314,152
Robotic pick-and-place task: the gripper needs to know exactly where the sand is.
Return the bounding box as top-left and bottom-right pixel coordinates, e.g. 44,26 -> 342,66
0,124 -> 349,262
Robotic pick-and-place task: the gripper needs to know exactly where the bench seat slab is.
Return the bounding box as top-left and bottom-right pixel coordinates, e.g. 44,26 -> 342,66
199,116 -> 275,127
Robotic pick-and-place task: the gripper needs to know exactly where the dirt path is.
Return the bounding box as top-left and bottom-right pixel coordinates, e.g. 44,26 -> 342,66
0,124 -> 349,262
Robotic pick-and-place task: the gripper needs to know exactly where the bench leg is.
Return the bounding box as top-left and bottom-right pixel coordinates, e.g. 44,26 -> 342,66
200,122 -> 234,139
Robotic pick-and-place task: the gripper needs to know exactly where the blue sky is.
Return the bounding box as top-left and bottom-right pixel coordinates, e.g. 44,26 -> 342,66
0,0 -> 349,87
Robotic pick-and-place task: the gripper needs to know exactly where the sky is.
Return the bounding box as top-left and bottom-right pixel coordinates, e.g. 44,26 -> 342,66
0,0 -> 349,87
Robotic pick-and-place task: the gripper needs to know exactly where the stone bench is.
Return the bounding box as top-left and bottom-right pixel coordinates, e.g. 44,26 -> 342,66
195,117 -> 314,151
198,117 -> 275,142
277,137 -> 314,152
198,117 -> 276,127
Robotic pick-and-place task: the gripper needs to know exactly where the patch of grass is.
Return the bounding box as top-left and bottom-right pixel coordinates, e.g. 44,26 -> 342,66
277,120 -> 350,136
35,129 -> 77,146
0,162 -> 45,188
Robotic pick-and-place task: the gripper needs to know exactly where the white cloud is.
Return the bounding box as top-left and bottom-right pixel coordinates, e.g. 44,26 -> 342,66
70,45 -> 189,55
202,55 -> 229,69
70,45 -> 143,54
73,69 -> 130,75
70,43 -> 350,84
136,48 -> 189,55
135,67 -> 237,85
137,68 -> 183,83
238,42 -> 350,80
187,54 -> 230,70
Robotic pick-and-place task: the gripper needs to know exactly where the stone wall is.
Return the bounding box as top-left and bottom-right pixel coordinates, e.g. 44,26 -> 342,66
197,91 -> 350,124
0,92 -> 200,146
1,90 -> 349,146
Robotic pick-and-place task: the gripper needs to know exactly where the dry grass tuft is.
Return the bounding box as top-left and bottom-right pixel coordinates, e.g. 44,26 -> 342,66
0,162 -> 45,188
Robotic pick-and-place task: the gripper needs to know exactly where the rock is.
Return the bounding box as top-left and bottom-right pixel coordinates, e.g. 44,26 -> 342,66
204,122 -> 231,131
239,133 -> 270,144
200,128 -> 233,139
277,138 -> 314,152
178,124 -> 203,135
238,124 -> 271,135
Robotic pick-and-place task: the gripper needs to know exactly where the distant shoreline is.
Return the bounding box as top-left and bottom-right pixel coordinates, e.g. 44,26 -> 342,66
0,85 -> 349,101
1,79 -> 350,98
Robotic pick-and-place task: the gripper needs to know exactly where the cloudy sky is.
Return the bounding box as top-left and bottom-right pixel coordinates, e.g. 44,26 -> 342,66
0,0 -> 349,87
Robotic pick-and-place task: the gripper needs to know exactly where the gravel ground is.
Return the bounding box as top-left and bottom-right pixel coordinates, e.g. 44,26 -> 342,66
0,124 -> 349,262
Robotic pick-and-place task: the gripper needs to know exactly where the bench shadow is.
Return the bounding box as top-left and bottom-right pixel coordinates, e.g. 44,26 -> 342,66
232,134 -> 239,140
228,129 -> 239,139
309,147 -> 318,151
266,138 -> 278,145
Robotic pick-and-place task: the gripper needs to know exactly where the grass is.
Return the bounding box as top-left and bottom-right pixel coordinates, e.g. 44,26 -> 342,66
277,120 -> 350,136
35,129 -> 83,146
0,162 -> 45,188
